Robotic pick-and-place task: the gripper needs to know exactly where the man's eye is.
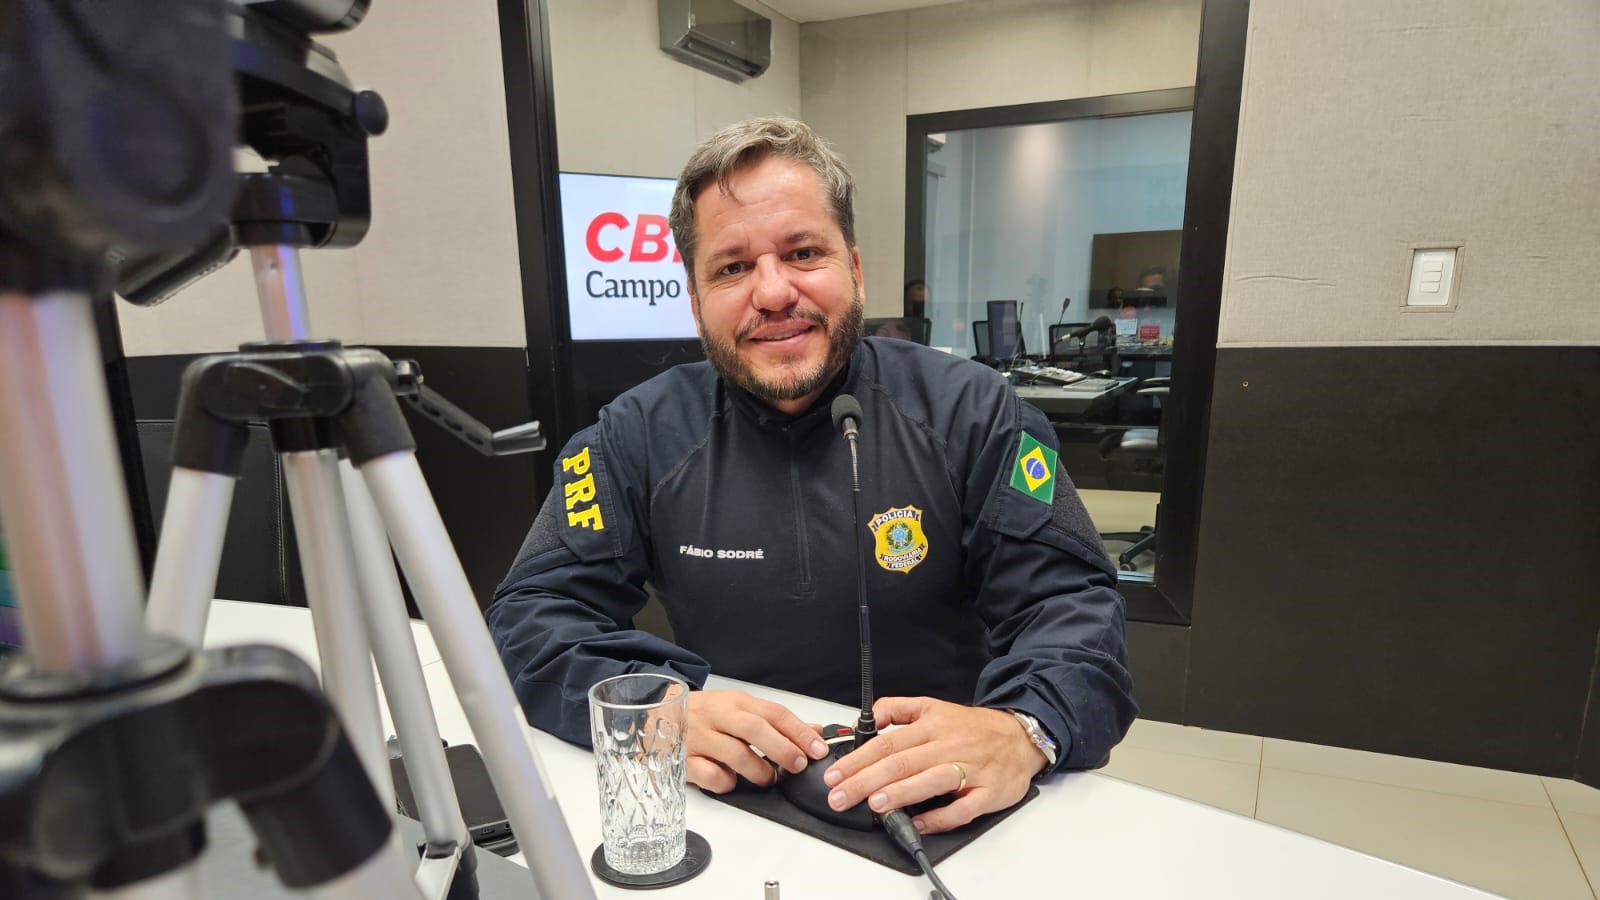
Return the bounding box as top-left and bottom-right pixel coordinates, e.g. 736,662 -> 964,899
718,262 -> 745,277
793,248 -> 818,261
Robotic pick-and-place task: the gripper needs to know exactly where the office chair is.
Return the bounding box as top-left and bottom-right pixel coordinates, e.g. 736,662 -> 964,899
1049,322 -> 1089,365
1049,323 -> 1116,374
1098,376 -> 1170,571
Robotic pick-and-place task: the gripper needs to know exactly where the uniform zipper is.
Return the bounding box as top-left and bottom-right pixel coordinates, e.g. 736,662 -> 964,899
789,447 -> 811,592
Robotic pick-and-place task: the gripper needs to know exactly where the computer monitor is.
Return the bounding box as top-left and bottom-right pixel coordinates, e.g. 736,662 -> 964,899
986,300 -> 1023,360
864,317 -> 930,344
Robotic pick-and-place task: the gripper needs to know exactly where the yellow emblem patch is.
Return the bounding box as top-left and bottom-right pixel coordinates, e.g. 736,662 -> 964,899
560,446 -> 604,531
868,505 -> 928,574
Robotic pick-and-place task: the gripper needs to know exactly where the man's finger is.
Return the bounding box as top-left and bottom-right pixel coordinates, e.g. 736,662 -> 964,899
824,726 -> 929,787
860,759 -> 965,814
911,792 -> 989,835
687,756 -> 735,794
697,730 -> 779,787
745,699 -> 830,763
730,706 -> 825,773
871,696 -> 934,726
826,741 -> 945,811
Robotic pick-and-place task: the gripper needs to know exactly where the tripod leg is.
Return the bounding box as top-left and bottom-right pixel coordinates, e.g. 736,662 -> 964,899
338,462 -> 473,874
0,289 -> 145,672
280,448 -> 394,802
359,451 -> 597,900
146,468 -> 238,645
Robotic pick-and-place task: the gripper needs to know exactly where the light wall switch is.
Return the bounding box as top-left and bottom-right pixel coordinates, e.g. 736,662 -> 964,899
1406,247 -> 1458,307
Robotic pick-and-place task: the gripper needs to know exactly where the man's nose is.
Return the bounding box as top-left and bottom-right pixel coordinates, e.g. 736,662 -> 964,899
750,255 -> 797,312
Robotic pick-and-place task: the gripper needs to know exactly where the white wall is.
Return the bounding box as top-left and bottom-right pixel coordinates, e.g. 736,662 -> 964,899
1219,0 -> 1600,346
118,0 -> 526,356
801,0 -> 1203,316
548,0 -> 802,179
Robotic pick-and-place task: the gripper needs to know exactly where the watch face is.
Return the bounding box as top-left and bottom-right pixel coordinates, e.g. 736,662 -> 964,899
1012,711 -> 1057,763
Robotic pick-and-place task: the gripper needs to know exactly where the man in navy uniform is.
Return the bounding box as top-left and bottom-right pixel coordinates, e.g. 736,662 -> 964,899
489,117 -> 1134,835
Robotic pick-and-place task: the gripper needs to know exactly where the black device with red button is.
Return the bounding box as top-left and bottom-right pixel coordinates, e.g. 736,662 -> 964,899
776,723 -> 875,831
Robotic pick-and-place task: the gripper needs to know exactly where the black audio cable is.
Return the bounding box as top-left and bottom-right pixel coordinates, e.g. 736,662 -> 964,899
881,809 -> 961,900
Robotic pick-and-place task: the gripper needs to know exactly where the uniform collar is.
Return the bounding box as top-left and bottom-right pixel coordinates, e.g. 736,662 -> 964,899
722,341 -> 867,433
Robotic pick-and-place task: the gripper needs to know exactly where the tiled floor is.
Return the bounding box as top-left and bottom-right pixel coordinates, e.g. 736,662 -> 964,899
1101,719 -> 1600,899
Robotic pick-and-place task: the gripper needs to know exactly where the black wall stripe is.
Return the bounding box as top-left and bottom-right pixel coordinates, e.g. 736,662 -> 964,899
1187,345 -> 1600,779
127,346 -> 539,610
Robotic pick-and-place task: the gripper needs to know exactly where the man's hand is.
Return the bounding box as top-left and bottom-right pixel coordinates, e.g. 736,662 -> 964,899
821,697 -> 1049,834
685,690 -> 829,793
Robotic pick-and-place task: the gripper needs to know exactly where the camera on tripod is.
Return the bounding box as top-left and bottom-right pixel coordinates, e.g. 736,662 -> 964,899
114,0 -> 383,306
0,3 -> 591,898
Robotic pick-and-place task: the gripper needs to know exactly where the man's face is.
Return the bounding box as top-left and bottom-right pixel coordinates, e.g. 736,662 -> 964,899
687,155 -> 864,414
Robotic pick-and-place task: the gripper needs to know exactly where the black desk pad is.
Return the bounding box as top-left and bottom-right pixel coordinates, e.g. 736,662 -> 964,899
705,781 -> 1039,875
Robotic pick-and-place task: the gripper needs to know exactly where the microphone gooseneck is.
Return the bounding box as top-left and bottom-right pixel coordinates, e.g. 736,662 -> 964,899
1056,296 -> 1071,325
829,394 -> 876,741
1071,315 -> 1114,340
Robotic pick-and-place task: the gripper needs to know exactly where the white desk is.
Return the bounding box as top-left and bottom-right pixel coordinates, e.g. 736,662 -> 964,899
204,601 -> 1498,899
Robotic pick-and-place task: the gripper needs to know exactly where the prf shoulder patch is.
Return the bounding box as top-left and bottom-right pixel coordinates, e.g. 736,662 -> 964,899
1010,432 -> 1058,505
561,446 -> 605,531
869,505 -> 928,573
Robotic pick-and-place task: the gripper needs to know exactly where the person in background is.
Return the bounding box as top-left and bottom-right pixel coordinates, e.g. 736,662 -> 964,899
903,278 -> 926,319
488,117 -> 1133,836
1136,267 -> 1166,294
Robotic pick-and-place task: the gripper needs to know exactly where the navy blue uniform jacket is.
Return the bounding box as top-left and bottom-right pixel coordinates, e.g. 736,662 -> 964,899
488,338 -> 1135,773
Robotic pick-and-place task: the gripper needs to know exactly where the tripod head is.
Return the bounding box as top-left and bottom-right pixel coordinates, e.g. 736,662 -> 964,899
116,2 -> 389,306
0,0 -> 381,302
0,0 -> 237,278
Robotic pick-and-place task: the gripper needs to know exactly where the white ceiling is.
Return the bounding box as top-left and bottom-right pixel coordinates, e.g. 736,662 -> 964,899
759,0 -> 966,24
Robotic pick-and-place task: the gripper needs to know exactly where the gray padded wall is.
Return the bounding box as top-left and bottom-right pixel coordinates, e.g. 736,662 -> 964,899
1216,0 -> 1600,347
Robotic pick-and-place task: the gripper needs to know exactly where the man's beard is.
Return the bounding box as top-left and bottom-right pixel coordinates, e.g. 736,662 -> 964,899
698,285 -> 864,407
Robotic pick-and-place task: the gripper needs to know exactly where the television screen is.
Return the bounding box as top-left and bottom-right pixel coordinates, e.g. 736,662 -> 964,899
560,172 -> 698,341
1088,229 -> 1182,310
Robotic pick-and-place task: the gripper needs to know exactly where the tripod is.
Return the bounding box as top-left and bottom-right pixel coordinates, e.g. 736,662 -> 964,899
143,239 -> 597,900
0,2 -> 595,897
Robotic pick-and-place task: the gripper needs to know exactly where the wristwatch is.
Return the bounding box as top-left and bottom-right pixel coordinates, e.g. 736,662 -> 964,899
1010,710 -> 1059,769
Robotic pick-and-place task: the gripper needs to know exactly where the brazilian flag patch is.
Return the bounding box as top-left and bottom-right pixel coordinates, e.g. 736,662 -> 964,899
1009,432 -> 1058,505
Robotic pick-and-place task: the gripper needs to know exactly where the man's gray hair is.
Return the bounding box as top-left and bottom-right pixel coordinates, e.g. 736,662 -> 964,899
669,116 -> 856,281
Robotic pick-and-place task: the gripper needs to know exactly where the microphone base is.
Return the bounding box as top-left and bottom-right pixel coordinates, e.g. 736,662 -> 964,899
776,725 -> 876,832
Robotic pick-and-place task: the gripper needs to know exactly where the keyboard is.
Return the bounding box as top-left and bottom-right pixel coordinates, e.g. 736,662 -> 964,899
1009,364 -> 1085,386
1061,377 -> 1121,392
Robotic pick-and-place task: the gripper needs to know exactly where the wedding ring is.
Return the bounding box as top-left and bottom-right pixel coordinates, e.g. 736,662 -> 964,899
950,761 -> 968,792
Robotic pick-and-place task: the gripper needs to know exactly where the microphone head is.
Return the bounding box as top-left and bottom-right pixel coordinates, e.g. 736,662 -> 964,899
831,394 -> 864,432
1061,296 -> 1072,310
1092,315 -> 1113,331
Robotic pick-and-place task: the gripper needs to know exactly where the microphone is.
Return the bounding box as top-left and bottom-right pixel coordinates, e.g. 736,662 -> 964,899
1056,296 -> 1072,325
776,395 -> 878,832
1067,314 -> 1114,340
831,393 -> 861,442
783,394 -> 977,900
829,394 -> 876,741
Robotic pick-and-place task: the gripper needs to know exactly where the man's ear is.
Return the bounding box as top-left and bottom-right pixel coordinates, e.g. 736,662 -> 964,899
686,273 -> 700,319
851,246 -> 865,302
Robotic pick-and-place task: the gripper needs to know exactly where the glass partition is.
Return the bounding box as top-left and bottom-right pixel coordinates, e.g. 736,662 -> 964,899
911,94 -> 1195,606
922,111 -> 1192,360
